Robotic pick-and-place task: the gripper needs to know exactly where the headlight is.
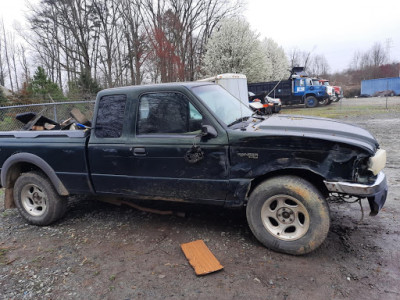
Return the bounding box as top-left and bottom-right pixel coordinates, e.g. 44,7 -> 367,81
368,149 -> 386,175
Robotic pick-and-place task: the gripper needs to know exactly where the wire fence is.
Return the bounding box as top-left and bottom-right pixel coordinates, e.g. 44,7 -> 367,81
0,100 -> 95,131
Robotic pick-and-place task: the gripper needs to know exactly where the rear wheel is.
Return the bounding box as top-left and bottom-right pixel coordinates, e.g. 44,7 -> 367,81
14,172 -> 68,225
246,176 -> 330,255
318,98 -> 329,106
333,94 -> 340,102
305,96 -> 318,108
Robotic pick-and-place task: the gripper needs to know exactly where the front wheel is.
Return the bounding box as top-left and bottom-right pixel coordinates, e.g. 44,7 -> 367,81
305,96 -> 318,108
246,176 -> 330,255
14,172 -> 68,225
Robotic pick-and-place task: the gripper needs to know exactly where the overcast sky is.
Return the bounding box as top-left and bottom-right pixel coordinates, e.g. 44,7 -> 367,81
1,0 -> 400,73
245,0 -> 400,72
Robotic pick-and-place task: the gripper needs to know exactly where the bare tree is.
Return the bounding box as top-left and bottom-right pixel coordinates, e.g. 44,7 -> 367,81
370,42 -> 387,67
308,54 -> 330,78
0,21 -> 6,87
22,0 -> 242,89
120,0 -> 148,85
17,44 -> 30,85
1,20 -> 14,91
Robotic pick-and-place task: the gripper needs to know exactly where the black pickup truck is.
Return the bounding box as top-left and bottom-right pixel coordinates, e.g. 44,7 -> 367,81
0,82 -> 388,255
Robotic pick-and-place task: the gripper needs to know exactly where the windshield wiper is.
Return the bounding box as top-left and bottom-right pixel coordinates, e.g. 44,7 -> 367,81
227,116 -> 251,127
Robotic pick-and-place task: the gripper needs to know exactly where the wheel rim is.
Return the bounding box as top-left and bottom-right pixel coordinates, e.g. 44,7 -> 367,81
20,184 -> 48,217
261,195 -> 310,241
307,98 -> 315,107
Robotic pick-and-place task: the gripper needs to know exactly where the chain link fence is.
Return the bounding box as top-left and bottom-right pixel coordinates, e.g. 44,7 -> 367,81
0,100 -> 95,131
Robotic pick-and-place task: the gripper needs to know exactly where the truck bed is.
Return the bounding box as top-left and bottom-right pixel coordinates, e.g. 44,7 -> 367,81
0,130 -> 91,194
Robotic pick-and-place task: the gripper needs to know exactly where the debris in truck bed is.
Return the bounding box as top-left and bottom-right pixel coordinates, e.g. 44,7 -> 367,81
16,112 -> 58,127
70,108 -> 91,126
17,111 -> 61,131
15,108 -> 92,131
180,240 -> 223,275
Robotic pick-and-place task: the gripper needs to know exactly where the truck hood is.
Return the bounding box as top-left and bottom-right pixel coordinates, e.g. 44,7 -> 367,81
251,114 -> 378,154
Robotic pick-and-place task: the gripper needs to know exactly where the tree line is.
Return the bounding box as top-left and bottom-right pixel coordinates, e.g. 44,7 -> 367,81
1,0 -> 242,102
331,42 -> 399,97
0,0 -> 398,103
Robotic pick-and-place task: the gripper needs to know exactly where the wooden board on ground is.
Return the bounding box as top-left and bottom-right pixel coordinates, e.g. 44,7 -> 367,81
180,240 -> 223,275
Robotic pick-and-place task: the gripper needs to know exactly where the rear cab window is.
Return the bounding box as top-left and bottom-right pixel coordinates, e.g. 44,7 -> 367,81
95,94 -> 127,138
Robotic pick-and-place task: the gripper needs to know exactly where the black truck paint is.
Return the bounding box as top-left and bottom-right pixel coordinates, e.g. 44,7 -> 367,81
0,82 -> 388,255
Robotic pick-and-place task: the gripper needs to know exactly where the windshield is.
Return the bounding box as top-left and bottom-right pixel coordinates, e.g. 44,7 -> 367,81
192,84 -> 253,126
312,80 -> 320,85
323,81 -> 330,86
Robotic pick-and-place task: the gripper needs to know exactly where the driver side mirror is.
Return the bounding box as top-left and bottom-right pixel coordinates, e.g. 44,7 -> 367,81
201,125 -> 218,138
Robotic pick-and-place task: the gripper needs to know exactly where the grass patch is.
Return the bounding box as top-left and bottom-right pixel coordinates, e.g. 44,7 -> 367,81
282,103 -> 400,119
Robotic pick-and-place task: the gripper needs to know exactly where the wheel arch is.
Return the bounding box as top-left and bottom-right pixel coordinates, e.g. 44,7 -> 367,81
1,153 -> 69,198
305,93 -> 317,98
246,168 -> 329,203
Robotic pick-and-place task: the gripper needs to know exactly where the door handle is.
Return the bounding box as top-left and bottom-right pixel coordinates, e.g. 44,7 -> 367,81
132,147 -> 146,156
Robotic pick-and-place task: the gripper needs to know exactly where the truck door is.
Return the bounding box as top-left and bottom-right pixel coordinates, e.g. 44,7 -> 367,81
293,78 -> 306,96
88,91 -> 229,203
128,91 -> 229,202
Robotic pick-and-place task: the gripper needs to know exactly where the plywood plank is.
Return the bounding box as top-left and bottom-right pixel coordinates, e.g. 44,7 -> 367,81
181,240 -> 223,275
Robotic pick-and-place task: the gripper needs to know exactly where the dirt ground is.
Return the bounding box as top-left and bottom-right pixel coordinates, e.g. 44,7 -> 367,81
1,97 -> 399,300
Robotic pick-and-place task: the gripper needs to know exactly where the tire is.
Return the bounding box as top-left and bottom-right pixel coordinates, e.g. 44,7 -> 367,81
333,94 -> 340,102
14,172 -> 68,225
246,176 -> 330,255
318,98 -> 329,106
305,96 -> 318,108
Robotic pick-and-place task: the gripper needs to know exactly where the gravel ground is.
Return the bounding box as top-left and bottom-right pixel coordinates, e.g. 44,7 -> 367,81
1,99 -> 399,299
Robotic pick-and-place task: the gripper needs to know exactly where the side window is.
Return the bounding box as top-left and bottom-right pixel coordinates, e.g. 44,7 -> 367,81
190,103 -> 202,120
137,92 -> 203,135
95,94 -> 127,138
299,79 -> 305,86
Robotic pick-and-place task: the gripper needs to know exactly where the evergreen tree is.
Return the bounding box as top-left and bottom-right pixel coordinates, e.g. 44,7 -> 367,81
0,88 -> 8,105
27,67 -> 65,101
68,70 -> 101,100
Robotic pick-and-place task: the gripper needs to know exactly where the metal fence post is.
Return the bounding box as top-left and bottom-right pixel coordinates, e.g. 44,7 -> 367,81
386,81 -> 388,109
53,104 -> 58,122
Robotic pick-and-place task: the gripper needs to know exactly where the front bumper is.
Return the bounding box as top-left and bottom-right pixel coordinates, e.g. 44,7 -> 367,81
324,172 -> 388,216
